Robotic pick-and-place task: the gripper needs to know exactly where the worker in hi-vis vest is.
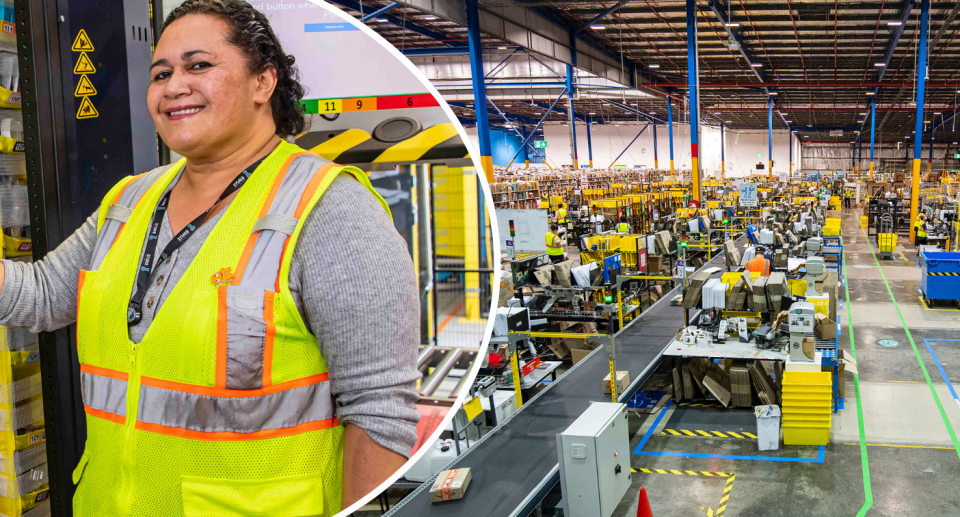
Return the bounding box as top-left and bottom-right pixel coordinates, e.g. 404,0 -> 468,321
746,246 -> 772,276
556,204 -> 567,224
615,216 -> 631,233
914,213 -> 928,247
0,2 -> 420,515
546,223 -> 565,263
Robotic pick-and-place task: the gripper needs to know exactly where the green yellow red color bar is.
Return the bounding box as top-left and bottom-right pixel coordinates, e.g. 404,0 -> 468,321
300,93 -> 440,114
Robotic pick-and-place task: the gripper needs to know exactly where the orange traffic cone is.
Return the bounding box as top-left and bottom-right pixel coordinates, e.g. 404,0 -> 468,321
636,486 -> 653,517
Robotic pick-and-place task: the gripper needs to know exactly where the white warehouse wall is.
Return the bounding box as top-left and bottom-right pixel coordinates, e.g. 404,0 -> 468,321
465,124 -> 802,178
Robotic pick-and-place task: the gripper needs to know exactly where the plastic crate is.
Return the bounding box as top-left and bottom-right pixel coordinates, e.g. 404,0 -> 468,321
860,216 -> 868,228
878,233 -> 898,255
920,251 -> 960,301
822,226 -> 840,236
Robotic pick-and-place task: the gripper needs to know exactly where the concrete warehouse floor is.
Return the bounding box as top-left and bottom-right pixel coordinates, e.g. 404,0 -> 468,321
614,208 -> 960,517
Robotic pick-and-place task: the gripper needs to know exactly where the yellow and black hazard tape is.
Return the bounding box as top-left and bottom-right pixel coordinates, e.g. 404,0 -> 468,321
296,123 -> 468,165
927,272 -> 960,276
713,474 -> 736,517
661,428 -> 757,439
633,468 -> 732,477
678,402 -> 725,408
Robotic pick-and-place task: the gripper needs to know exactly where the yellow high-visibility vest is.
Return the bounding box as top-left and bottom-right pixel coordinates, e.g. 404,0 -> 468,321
72,141 -> 389,516
557,208 -> 567,223
545,231 -> 563,255
616,222 -> 630,233
915,219 -> 927,238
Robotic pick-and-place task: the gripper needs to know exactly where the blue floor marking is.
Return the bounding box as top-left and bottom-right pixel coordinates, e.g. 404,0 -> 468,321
924,339 -> 960,410
632,402 -> 826,463
634,447 -> 826,463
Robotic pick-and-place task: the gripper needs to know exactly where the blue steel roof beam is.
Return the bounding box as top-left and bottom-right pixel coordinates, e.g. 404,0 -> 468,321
327,0 -> 466,47
526,100 -> 588,123
707,0 -> 767,88
606,101 -> 665,124
512,1 -> 650,88
707,0 -> 792,127
448,101 -> 542,126
873,0 -> 916,95
573,2 -> 628,35
931,109 -> 960,132
361,2 -> 398,23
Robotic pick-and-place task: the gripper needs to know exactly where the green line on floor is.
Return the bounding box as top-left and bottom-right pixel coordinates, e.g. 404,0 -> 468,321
842,234 -> 873,517
859,227 -> 960,459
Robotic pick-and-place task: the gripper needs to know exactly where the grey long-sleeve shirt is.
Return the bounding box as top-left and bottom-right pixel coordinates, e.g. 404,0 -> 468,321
0,173 -> 422,457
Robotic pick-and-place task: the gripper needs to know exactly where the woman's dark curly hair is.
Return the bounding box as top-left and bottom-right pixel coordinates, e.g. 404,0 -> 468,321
163,0 -> 307,137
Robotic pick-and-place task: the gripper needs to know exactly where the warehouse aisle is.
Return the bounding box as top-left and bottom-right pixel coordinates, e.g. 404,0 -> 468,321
615,209 -> 960,517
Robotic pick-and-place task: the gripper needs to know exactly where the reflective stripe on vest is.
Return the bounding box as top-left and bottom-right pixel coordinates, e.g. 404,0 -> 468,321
747,256 -> 770,276
80,365 -> 337,439
90,163 -> 180,271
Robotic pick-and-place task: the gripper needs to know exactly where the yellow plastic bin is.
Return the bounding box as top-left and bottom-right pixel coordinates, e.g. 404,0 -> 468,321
860,216 -> 868,228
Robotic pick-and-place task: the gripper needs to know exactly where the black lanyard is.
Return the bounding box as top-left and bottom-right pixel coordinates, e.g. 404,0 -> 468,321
127,157 -> 265,326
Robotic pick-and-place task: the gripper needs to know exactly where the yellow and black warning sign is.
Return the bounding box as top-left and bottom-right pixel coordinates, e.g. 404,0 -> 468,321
71,29 -> 94,52
74,74 -> 97,97
72,29 -> 98,119
73,53 -> 96,75
76,97 -> 98,119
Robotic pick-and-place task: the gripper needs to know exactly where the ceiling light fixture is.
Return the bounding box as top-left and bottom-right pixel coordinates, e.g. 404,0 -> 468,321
887,20 -> 903,26
423,15 -> 437,20
874,62 -> 886,67
750,63 -> 763,67
497,46 -> 508,50
866,91 -> 875,95
769,91 -> 778,95
591,25 -> 604,30
648,64 -> 660,68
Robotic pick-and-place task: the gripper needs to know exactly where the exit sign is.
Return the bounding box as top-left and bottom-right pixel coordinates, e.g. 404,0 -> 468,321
954,153 -> 959,159
534,140 -> 548,148
757,152 -> 764,157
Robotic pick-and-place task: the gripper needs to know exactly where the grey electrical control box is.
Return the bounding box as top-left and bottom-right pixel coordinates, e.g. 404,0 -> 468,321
556,403 -> 631,517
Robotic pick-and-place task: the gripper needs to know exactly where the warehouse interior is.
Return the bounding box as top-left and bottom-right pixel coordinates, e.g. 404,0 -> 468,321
337,0 -> 960,516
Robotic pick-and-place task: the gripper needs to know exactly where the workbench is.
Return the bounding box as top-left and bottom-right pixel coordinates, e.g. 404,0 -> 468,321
382,239 -> 744,517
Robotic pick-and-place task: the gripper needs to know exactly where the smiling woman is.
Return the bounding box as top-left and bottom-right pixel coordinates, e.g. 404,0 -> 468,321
0,0 -> 420,516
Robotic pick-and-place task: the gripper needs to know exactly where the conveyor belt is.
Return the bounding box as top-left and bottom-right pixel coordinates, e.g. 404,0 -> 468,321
384,243 -> 740,517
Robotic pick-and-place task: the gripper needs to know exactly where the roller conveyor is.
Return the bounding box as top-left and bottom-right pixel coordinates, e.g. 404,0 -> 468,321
383,244 -> 738,517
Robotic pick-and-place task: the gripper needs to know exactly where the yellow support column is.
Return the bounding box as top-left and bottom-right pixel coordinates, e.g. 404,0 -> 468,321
480,156 -> 494,184
910,158 -> 922,242
462,167 -> 482,321
511,349 -> 524,407
768,160 -> 773,182
721,161 -> 725,180
670,159 -> 675,180
869,160 -> 874,181
692,157 -> 701,202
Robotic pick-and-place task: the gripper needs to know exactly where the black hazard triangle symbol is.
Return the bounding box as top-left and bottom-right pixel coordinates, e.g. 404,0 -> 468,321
74,75 -> 97,97
72,29 -> 94,52
73,53 -> 96,75
76,96 -> 98,119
